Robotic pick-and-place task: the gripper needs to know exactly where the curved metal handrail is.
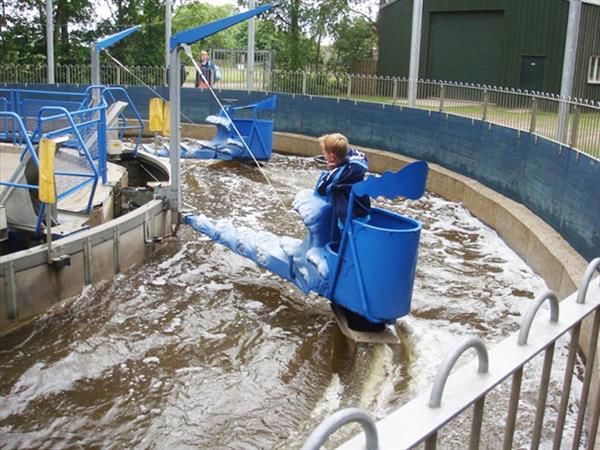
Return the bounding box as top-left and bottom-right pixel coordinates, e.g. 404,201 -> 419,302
429,336 -> 489,408
518,290 -> 559,345
36,106 -> 100,178
576,257 -> 600,304
101,86 -> 144,153
300,408 -> 378,450
0,111 -> 39,165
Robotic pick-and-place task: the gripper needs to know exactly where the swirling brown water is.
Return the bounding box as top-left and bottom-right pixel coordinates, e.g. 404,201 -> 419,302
0,154 -> 553,449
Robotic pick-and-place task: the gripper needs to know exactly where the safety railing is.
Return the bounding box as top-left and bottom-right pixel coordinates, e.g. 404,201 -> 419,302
0,88 -> 88,143
34,103 -> 105,183
0,93 -> 109,234
101,86 -> 144,154
303,258 -> 600,450
2,64 -> 600,160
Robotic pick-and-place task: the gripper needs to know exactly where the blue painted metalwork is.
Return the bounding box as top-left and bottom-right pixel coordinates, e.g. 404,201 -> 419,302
101,86 -> 144,154
0,181 -> 38,190
94,26 -> 141,52
0,87 -> 88,144
0,93 -> 108,234
35,105 -> 101,215
187,160 -> 429,324
169,4 -> 274,51
0,111 -> 40,165
147,96 -> 275,161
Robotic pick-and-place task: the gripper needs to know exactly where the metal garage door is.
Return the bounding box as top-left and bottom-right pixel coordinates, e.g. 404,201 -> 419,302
428,11 -> 504,85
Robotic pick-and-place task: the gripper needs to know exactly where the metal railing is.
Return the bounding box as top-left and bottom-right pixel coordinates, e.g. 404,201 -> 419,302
303,258 -> 600,450
0,88 -> 114,233
2,64 -> 600,160
101,86 -> 144,154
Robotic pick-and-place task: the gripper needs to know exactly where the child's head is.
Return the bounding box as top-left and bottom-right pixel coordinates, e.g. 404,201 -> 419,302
319,133 -> 348,168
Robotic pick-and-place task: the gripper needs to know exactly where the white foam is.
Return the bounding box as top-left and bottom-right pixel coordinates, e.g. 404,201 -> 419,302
143,357 -> 160,365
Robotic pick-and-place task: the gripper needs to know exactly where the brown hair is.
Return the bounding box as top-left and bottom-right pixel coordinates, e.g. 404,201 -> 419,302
319,133 -> 348,160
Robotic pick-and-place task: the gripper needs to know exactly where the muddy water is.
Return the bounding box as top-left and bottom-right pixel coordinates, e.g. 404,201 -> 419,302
0,154 -> 553,449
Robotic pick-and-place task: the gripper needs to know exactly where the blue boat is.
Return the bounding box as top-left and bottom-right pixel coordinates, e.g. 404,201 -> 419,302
186,160 -> 429,335
145,95 -> 276,161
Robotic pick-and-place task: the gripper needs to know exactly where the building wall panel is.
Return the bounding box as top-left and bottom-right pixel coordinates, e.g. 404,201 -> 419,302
378,0 -> 572,94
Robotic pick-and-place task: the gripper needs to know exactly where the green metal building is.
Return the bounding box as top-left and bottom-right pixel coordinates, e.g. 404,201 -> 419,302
378,0 -> 600,100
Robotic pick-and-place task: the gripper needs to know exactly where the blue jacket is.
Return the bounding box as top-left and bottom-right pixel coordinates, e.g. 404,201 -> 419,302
316,148 -> 371,223
196,61 -> 215,86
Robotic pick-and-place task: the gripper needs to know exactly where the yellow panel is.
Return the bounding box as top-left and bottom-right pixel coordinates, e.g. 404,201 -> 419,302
39,138 -> 56,204
149,97 -> 164,132
162,101 -> 171,137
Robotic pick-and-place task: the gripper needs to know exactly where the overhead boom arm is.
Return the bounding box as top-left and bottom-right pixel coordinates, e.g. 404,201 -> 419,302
170,4 -> 275,51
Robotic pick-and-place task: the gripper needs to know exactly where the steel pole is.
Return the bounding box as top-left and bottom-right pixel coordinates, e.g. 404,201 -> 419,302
165,0 -> 172,70
557,0 -> 582,144
46,0 -> 55,84
46,205 -> 53,261
246,0 -> 256,91
168,47 -> 181,222
91,47 -> 100,104
407,0 -> 423,107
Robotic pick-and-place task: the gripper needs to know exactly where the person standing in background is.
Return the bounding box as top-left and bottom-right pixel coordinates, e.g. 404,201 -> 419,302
196,50 -> 214,88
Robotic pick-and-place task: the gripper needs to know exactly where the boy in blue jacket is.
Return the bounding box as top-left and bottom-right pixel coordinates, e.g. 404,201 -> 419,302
316,133 -> 371,228
316,134 -> 384,333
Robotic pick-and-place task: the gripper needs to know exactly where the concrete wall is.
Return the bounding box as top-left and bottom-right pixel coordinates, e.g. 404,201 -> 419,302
0,200 -> 171,336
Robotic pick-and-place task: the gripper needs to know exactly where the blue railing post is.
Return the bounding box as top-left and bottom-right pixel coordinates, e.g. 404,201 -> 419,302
99,105 -> 107,184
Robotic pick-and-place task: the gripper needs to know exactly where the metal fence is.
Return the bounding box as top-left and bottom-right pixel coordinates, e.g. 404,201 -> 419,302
2,64 -> 599,160
303,259 -> 600,450
210,48 -> 273,71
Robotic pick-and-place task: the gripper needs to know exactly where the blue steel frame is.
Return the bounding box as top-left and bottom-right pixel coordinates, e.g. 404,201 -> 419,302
34,105 -> 103,232
94,26 -> 140,52
0,104 -> 105,235
169,4 -> 273,51
0,85 -> 147,236
101,86 -> 144,153
0,88 -> 88,135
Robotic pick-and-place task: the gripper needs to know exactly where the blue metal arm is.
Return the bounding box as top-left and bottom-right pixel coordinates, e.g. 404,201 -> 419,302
170,4 -> 275,50
94,26 -> 141,52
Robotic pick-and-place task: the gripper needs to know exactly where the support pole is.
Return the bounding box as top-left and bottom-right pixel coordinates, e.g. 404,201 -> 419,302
168,47 -> 182,222
557,0 -> 582,144
246,0 -> 256,91
46,0 -> 55,84
91,47 -> 100,104
407,0 -> 423,107
165,0 -> 172,71
46,205 -> 53,261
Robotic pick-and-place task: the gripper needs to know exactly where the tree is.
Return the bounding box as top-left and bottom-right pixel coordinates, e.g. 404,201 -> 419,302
328,16 -> 377,73
98,0 -> 165,66
172,1 -> 241,60
0,0 -> 98,65
244,0 -> 379,71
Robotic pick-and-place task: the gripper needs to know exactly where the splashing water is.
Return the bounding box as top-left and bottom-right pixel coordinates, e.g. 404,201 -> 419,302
1,153 -> 581,449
